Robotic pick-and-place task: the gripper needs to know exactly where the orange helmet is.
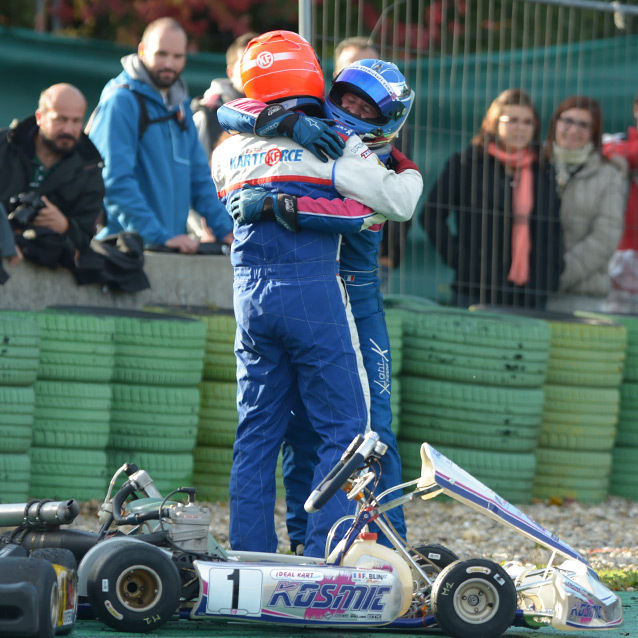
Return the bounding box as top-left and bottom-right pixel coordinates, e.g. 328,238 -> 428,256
240,31 -> 325,106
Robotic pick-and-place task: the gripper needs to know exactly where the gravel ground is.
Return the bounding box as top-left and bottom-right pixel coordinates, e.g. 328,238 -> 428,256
71,494 -> 638,574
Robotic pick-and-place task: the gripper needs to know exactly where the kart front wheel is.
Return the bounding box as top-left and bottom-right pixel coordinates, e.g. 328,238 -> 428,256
431,558 -> 516,638
86,543 -> 180,633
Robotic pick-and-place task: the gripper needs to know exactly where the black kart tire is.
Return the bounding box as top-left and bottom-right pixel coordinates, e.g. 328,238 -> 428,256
0,556 -> 59,638
86,542 -> 180,633
412,543 -> 459,578
431,558 -> 517,638
30,548 -> 78,635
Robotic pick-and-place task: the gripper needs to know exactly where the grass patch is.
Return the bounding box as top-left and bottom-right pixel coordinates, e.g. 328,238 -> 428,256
598,570 -> 638,591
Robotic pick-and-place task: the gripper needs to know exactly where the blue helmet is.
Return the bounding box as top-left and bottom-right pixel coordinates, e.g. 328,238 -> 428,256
324,59 -> 415,148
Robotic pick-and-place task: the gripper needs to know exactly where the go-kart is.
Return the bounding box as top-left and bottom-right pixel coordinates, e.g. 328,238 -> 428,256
0,431 -> 623,636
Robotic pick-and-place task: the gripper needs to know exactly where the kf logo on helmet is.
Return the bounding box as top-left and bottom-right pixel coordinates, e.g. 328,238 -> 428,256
257,52 -> 274,69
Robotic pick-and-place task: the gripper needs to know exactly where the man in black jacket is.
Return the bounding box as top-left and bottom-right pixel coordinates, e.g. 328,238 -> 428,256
0,83 -> 105,270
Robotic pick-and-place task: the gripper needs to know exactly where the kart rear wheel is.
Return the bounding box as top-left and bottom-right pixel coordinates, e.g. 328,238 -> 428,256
0,556 -> 59,638
431,558 -> 516,638
86,543 -> 180,633
30,548 -> 78,635
402,544 -> 460,619
413,543 -> 458,576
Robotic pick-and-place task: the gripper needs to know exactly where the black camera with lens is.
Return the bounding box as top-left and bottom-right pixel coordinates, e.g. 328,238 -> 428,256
8,191 -> 45,228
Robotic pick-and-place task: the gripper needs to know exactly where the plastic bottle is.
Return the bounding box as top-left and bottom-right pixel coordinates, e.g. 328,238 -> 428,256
340,532 -> 413,616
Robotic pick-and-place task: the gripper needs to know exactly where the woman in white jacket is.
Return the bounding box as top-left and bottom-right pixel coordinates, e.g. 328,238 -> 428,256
545,95 -> 628,311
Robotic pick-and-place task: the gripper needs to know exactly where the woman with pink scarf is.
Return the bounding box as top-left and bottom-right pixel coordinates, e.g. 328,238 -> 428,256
421,88 -> 563,309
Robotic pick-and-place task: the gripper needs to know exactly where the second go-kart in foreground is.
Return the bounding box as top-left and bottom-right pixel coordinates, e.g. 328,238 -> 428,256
0,431 -> 623,637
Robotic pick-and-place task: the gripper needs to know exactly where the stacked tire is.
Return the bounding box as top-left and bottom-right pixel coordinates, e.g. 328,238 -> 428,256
576,311 -> 638,501
532,316 -> 626,504
51,307 -> 205,495
2,310 -> 115,501
397,306 -> 551,503
0,315 -> 40,503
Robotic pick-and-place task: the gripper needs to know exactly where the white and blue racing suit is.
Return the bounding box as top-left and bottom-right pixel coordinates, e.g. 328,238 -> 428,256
218,100 -> 423,551
212,100 -> 421,557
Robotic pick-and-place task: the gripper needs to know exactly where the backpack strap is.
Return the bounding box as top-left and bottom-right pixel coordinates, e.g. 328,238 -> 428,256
85,84 -> 187,140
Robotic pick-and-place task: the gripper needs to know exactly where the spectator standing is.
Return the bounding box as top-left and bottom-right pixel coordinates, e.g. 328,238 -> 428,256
88,17 -> 232,254
0,83 -> 104,271
191,32 -> 257,160
545,96 -> 626,312
420,88 -> 563,309
211,31 -> 421,558
333,36 -> 380,77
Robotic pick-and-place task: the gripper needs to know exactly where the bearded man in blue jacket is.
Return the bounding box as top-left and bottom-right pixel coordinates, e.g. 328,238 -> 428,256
88,17 -> 233,253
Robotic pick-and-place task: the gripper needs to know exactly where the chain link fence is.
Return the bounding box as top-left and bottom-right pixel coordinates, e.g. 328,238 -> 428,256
309,0 -> 638,306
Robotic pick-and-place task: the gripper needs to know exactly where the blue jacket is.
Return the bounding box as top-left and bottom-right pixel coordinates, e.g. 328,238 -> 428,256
89,56 -> 232,245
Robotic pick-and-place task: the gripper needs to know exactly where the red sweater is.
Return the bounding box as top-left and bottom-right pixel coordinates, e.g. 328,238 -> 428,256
603,127 -> 638,250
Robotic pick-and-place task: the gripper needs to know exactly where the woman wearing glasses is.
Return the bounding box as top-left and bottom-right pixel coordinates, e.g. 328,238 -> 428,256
545,96 -> 627,312
421,88 -> 563,309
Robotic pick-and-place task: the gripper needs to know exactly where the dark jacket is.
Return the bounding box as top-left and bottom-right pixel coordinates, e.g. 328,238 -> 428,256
420,144 -> 563,309
0,115 -> 105,253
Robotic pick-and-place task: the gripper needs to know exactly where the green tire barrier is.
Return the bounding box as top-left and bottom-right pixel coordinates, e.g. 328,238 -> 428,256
616,382 -> 638,447
0,314 -> 40,386
545,318 -> 627,388
2,310 -> 115,383
32,380 -> 111,449
0,386 -> 35,452
143,306 -> 237,382
400,377 -> 543,452
109,383 -> 200,453
609,446 -> 638,500
400,307 -> 550,388
29,447 -> 108,500
200,381 -> 237,407
48,306 -> 206,386
0,453 -> 30,502
534,447 -> 612,501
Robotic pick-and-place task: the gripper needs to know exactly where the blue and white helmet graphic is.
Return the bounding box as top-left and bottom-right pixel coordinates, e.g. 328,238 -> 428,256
324,59 -> 415,148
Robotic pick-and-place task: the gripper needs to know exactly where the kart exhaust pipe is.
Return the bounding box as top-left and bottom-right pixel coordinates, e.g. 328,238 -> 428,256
10,529 -> 100,564
0,500 -> 80,528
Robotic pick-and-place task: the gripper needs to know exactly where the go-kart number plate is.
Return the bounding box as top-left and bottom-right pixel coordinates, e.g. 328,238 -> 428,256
205,566 -> 263,616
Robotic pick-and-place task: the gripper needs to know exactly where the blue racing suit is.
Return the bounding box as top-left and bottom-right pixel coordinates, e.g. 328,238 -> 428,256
212,103 -> 421,558
218,99 -> 422,552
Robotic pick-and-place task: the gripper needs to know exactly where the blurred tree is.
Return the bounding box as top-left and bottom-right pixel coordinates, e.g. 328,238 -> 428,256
0,0 -> 297,52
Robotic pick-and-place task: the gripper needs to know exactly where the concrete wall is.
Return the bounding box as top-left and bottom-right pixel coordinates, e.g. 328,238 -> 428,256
0,252 -> 234,311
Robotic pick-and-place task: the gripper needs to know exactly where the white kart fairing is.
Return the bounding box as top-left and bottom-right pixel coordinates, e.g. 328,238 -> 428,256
417,443 -> 623,631
418,443 -> 586,562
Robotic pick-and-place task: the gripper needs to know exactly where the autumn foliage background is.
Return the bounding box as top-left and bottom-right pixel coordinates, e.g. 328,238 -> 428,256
0,0 -> 473,56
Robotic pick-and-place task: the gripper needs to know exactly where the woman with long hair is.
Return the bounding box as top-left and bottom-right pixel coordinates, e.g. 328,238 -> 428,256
421,88 -> 563,309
